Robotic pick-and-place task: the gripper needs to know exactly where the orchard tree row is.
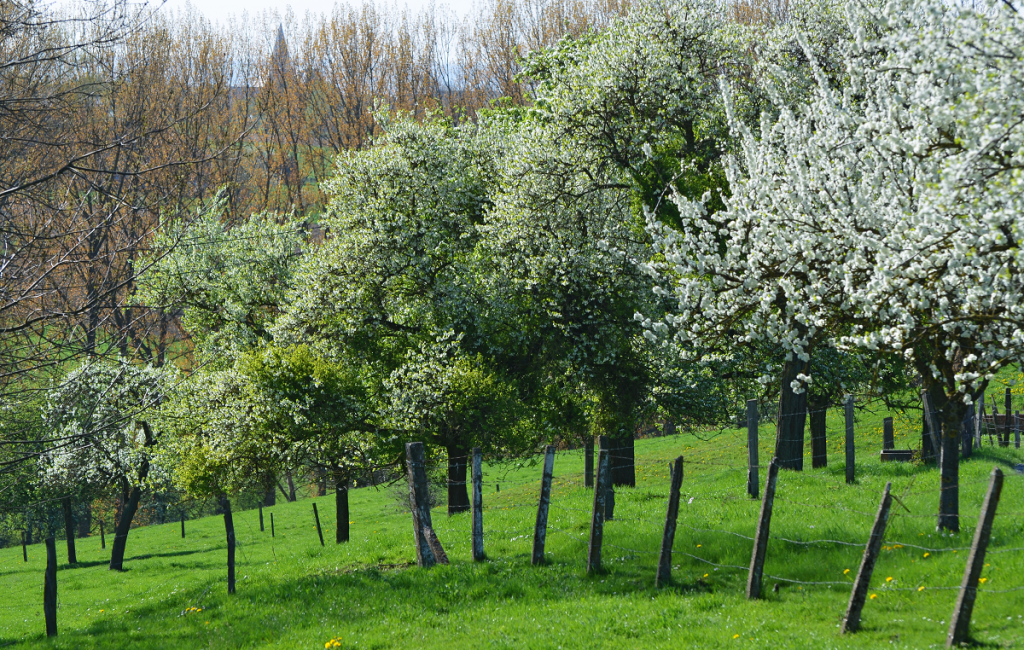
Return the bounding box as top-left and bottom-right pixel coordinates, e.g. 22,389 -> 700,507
7,0 -> 1024,566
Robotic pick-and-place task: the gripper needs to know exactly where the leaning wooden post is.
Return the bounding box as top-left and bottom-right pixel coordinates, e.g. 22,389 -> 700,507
472,447 -> 484,561
844,395 -> 855,484
656,455 -> 684,588
746,458 -> 780,600
222,497 -> 236,595
842,481 -> 893,633
312,503 -> 325,547
532,445 -> 556,566
882,417 -> 895,451
406,441 -> 439,568
44,537 -> 56,637
61,498 -> 77,565
259,506 -> 265,533
747,399 -> 759,499
587,448 -> 611,575
585,438 -> 594,488
946,467 -> 1004,648
270,512 -> 275,538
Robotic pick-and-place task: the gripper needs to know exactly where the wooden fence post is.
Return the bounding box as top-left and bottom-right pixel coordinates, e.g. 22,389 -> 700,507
845,396 -> 855,484
747,458 -> 780,600
882,417 -> 894,451
532,445 -> 556,566
222,498 -> 236,594
842,481 -> 893,633
587,448 -> 611,575
1002,388 -> 1011,447
975,393 -> 984,448
44,537 -> 56,637
312,503 -> 324,547
22,531 -> 27,562
656,455 -> 684,588
181,512 -> 185,539
99,519 -> 105,549
270,512 -> 275,538
407,441 -> 441,568
922,390 -> 939,462
1015,412 -> 1020,449
61,498 -> 76,565
598,435 -> 615,520
585,438 -> 594,488
961,405 -> 974,458
259,506 -> 264,532
472,447 -> 484,561
747,400 -> 759,499
946,467 -> 1004,648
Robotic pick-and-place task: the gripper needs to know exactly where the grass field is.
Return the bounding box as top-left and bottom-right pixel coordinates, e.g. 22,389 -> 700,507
2,404 -> 1023,649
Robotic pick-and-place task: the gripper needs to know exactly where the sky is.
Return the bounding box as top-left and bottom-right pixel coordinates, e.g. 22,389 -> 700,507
155,0 -> 478,25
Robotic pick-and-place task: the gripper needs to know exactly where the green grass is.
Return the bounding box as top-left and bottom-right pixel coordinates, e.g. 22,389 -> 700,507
2,409 -> 1023,649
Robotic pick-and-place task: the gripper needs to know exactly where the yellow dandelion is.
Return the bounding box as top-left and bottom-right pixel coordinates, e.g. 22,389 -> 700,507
979,578 -> 987,584
843,569 -> 850,575
733,634 -> 740,639
918,586 -> 925,592
923,552 -> 930,558
886,577 -> 893,582
703,573 -> 709,578
869,594 -> 877,600
697,544 -> 702,548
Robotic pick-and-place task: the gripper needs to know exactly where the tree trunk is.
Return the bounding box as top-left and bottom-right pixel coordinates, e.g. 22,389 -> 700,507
263,485 -> 276,507
109,484 -> 143,571
611,435 -> 635,487
335,475 -> 349,543
77,503 -> 92,539
775,358 -> 808,470
286,472 -> 297,502
928,385 -> 966,532
808,397 -> 828,469
62,498 -> 77,564
447,444 -> 470,515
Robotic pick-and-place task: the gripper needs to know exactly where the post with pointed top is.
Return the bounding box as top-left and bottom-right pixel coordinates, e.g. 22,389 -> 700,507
845,395 -> 855,484
747,458 -> 780,600
44,537 -> 56,637
532,445 -> 556,566
587,446 -> 611,575
747,400 -> 759,499
472,447 -> 484,561
656,455 -> 684,587
947,467 -> 1004,648
842,481 -> 893,633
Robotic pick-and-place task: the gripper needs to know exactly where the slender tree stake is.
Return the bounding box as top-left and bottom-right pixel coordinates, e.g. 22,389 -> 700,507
1016,411 -> 1020,449
270,512 -> 275,538
222,498 -> 236,594
842,481 -> 893,633
747,399 -> 759,499
747,458 -> 780,599
946,467 -> 1004,648
259,506 -> 264,532
22,531 -> 27,562
599,435 -> 614,519
845,395 -> 855,484
922,390 -> 940,462
181,512 -> 185,539
312,503 -> 324,547
656,455 -> 684,587
532,445 -> 556,566
44,537 -> 56,637
99,519 -> 105,549
585,438 -> 594,488
1003,388 -> 1011,447
587,447 -> 611,575
472,447 -> 484,561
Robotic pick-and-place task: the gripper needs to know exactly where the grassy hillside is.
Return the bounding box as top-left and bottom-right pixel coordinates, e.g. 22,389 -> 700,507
2,404 -> 1023,649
